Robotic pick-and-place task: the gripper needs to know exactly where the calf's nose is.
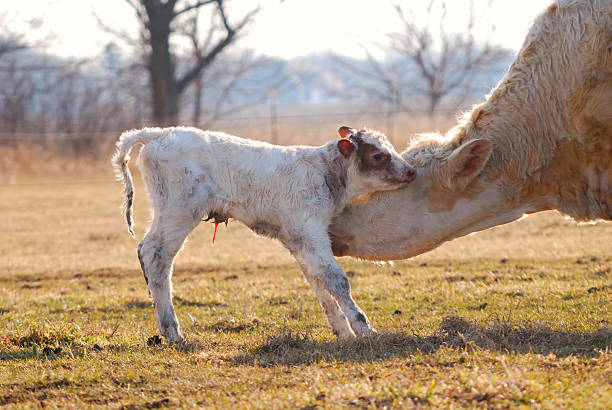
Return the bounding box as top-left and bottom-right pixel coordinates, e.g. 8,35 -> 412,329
402,167 -> 417,183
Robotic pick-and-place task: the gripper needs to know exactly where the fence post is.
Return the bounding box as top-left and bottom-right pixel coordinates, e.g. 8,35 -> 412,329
269,90 -> 278,145
386,96 -> 395,144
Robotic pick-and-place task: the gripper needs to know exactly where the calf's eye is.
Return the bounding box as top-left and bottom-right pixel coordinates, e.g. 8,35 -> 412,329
372,153 -> 389,163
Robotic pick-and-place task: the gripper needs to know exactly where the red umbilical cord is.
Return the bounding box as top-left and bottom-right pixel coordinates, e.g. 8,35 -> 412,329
212,221 -> 219,244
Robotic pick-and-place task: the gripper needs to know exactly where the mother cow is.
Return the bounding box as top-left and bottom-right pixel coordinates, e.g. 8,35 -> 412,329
331,0 -> 612,260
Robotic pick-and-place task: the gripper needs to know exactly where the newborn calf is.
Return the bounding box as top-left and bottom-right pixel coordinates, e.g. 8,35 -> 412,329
112,126 -> 415,342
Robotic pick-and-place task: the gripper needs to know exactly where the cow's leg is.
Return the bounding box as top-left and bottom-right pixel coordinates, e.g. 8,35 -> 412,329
288,228 -> 375,338
138,209 -> 200,343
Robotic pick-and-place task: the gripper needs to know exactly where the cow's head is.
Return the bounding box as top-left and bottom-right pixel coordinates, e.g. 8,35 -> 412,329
330,133 -> 507,260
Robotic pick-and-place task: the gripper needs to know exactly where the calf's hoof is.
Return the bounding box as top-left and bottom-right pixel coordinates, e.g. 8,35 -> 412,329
335,328 -> 357,341
165,332 -> 185,344
357,327 -> 377,337
160,326 -> 184,344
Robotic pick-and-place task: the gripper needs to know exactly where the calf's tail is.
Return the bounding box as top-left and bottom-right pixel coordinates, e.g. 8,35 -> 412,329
111,128 -> 164,237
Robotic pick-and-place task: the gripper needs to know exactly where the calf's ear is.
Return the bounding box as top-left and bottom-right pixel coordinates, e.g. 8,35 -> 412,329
446,139 -> 492,190
338,126 -> 357,139
338,139 -> 356,157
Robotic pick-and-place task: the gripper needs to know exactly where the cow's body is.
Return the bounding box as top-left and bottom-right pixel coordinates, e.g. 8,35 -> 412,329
331,0 -> 612,260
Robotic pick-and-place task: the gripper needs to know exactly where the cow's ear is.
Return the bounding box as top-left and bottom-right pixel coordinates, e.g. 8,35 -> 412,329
338,126 -> 357,139
338,138 -> 356,157
445,139 -> 492,190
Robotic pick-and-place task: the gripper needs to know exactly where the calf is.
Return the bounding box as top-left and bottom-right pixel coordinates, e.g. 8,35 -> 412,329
112,126 -> 416,342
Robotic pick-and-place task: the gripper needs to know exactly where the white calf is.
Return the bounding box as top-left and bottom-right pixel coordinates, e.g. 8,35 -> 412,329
112,126 -> 416,342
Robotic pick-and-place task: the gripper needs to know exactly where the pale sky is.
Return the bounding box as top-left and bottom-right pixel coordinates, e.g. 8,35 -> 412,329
4,0 -> 553,59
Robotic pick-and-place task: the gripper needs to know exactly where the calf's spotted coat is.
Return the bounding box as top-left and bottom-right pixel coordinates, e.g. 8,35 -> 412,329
113,126 -> 415,342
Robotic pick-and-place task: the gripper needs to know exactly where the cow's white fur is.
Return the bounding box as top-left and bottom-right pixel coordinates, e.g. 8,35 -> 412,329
112,126 -> 414,342
330,0 -> 612,261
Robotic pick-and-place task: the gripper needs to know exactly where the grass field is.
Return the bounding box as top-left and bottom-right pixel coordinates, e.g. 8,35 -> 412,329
1,173 -> 611,408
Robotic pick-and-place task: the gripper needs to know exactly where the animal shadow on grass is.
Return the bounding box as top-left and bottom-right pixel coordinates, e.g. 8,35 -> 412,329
173,295 -> 228,308
231,316 -> 612,366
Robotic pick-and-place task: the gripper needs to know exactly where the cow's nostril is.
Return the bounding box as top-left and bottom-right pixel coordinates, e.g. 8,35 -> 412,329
407,169 -> 416,179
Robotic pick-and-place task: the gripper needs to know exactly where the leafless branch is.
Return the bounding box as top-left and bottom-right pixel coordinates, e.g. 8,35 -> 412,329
93,12 -> 141,49
124,0 -> 147,25
177,1 -> 259,92
351,0 -> 511,117
174,0 -> 215,17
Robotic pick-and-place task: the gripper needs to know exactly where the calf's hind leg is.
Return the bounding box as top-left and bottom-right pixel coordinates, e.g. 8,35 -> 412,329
138,209 -> 200,343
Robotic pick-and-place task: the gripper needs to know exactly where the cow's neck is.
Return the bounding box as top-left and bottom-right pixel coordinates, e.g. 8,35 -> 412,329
459,79 -> 612,223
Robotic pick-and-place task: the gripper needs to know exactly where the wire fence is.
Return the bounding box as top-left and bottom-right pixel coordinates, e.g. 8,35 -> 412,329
0,105 -> 462,145
0,105 -> 463,186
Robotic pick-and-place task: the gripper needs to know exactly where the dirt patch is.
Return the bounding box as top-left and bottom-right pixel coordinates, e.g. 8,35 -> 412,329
587,284 -> 612,294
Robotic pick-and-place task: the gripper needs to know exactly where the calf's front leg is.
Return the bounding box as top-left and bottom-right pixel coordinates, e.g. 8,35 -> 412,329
300,270 -> 356,339
289,232 -> 376,337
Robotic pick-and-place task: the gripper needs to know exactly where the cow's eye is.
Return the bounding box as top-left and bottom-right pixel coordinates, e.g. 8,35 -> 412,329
373,153 -> 383,161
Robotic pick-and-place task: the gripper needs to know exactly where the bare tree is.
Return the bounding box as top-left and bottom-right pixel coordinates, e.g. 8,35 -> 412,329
391,0 -> 509,117
180,13 -> 287,127
334,0 -> 511,119
0,13 -> 155,156
0,14 -> 31,138
125,0 -> 259,125
0,34 -> 27,60
0,14 -> 29,60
